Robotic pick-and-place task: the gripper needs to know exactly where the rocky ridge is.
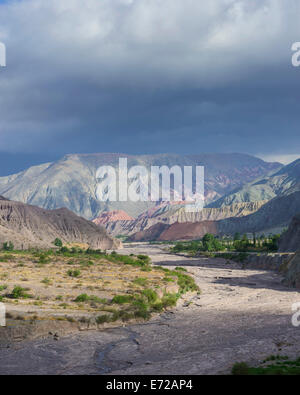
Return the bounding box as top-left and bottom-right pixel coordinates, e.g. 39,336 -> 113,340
101,201 -> 267,237
0,196 -> 121,250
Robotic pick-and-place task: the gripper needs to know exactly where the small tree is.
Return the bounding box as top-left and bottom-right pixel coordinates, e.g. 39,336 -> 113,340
202,234 -> 226,252
252,233 -> 257,247
53,238 -> 63,247
202,233 -> 215,251
242,234 -> 249,243
234,232 -> 241,241
3,241 -> 14,251
268,234 -> 280,251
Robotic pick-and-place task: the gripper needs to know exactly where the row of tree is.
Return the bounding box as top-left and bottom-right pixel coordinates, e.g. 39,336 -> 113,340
172,232 -> 283,254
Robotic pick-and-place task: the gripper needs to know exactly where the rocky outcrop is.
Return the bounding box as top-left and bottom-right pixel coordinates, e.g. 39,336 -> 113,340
93,210 -> 134,225
279,214 -> 300,252
243,253 -> 294,271
129,221 -> 218,242
0,197 -> 121,250
129,223 -> 170,242
159,221 -> 218,241
165,201 -> 267,223
282,253 -> 300,288
0,153 -> 281,219
104,201 -> 267,237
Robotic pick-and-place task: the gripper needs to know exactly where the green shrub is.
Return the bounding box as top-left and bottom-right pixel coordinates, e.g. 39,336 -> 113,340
231,362 -> 250,375
141,266 -> 152,272
133,277 -> 148,287
164,276 -> 175,282
175,272 -> 199,293
137,255 -> 148,260
79,260 -> 94,267
132,298 -> 150,318
263,355 -> 289,363
118,310 -> 135,322
85,248 -> 102,255
38,254 -> 51,264
74,293 -> 89,302
9,286 -> 33,299
53,238 -> 63,247
107,253 -> 151,268
112,294 -> 134,304
59,246 -> 69,253
89,295 -> 106,303
3,242 -> 14,251
96,314 -> 111,324
137,255 -> 151,264
67,269 -> 81,278
110,311 -> 122,322
134,309 -> 151,320
161,293 -> 178,308
41,277 -> 51,285
75,294 -> 106,303
142,289 -> 158,303
151,301 -> 164,312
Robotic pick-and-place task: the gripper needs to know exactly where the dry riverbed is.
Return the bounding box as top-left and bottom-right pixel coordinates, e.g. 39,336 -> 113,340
0,243 -> 300,375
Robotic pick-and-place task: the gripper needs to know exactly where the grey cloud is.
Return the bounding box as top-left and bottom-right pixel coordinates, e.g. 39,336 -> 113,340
0,0 -> 299,159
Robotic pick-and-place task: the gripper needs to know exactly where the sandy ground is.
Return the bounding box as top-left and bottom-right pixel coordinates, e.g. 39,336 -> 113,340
1,243 -> 300,375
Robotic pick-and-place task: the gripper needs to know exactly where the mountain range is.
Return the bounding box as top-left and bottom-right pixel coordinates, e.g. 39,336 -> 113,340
1,152 -> 300,242
100,158 -> 300,240
210,159 -> 300,207
0,153 -> 281,219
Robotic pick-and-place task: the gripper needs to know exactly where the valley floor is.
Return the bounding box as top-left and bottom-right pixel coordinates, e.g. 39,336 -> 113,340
1,243 -> 300,375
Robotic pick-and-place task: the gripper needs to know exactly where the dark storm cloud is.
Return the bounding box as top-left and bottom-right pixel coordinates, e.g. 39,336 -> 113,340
0,0 -> 299,166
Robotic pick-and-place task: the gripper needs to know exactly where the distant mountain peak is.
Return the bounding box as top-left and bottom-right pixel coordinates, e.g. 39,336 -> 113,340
209,157 -> 300,208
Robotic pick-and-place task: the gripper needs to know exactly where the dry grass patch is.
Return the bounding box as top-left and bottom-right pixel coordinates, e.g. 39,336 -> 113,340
0,249 -> 199,329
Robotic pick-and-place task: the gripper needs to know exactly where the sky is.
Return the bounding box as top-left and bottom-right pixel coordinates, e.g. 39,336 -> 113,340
0,0 -> 300,174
